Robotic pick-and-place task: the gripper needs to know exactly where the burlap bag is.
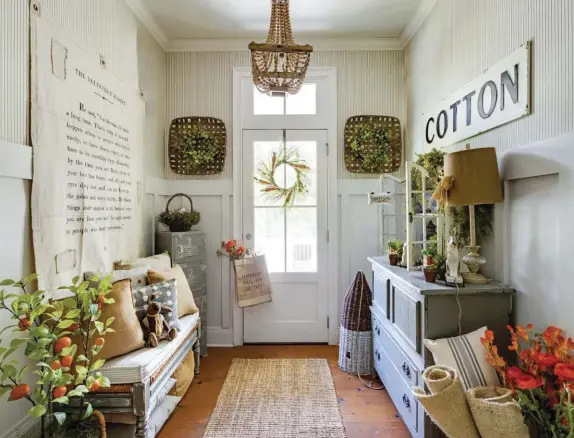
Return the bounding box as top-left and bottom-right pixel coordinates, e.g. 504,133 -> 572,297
466,387 -> 529,438
412,366 -> 480,438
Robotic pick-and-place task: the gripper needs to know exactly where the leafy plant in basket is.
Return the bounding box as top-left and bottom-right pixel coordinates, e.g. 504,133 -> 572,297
177,125 -> 225,174
481,325 -> 574,437
158,193 -> 200,232
0,274 -> 115,437
346,123 -> 391,173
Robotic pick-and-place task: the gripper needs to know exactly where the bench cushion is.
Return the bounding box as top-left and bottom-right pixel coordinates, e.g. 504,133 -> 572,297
100,313 -> 199,384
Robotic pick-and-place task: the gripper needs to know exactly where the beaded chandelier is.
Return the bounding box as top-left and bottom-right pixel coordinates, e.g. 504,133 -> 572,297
248,0 -> 313,96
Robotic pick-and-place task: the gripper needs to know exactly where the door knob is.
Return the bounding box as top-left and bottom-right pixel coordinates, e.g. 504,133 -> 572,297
245,233 -> 253,240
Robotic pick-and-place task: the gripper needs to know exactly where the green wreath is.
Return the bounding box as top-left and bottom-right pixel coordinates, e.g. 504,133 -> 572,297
178,125 -> 225,172
347,123 -> 391,173
255,148 -> 310,206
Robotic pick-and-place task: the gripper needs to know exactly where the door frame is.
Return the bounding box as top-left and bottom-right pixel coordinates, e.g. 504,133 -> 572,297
232,67 -> 339,345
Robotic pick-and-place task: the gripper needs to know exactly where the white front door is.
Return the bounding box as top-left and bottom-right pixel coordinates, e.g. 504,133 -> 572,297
242,129 -> 329,343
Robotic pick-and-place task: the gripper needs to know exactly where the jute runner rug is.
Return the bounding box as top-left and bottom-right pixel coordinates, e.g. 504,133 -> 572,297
203,358 -> 347,438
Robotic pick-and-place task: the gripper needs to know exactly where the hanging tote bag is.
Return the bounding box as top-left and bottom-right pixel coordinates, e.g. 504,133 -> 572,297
233,255 -> 273,308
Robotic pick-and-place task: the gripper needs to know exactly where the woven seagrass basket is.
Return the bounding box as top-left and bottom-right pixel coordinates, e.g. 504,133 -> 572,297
338,271 -> 373,375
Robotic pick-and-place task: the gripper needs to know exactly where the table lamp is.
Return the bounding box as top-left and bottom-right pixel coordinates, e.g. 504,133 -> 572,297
442,146 -> 503,284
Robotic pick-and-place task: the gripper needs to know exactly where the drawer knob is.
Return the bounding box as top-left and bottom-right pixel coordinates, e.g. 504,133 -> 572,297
402,363 -> 411,378
402,394 -> 411,410
375,326 -> 381,336
375,350 -> 381,361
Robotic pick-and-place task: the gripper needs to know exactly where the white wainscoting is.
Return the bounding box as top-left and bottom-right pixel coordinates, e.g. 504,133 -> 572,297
146,178 -> 381,346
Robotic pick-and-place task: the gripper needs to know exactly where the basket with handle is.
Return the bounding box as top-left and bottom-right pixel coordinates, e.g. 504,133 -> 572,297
159,193 -> 201,232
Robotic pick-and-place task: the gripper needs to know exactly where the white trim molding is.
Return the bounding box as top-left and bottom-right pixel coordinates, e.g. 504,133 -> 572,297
169,37 -> 403,52
399,0 -> 438,47
123,0 -> 169,49
0,140 -> 32,180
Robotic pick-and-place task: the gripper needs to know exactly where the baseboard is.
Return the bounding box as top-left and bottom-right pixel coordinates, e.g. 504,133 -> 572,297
207,327 -> 234,346
3,416 -> 41,438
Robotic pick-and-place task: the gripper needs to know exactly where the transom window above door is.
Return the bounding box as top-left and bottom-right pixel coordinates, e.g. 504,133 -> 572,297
254,83 -> 317,115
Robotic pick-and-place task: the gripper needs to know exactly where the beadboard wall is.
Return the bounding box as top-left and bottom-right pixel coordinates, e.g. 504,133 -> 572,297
166,50 -> 406,180
405,0 -> 574,329
0,1 -> 166,436
405,0 -> 574,158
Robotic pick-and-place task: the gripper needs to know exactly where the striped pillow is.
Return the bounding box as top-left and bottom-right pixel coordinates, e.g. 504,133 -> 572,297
423,326 -> 500,390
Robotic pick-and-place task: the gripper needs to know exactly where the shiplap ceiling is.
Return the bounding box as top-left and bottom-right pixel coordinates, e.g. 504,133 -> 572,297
141,0 -> 423,39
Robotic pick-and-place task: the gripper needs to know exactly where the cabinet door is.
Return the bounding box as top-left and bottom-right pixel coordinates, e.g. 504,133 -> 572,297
392,284 -> 421,354
372,270 -> 391,319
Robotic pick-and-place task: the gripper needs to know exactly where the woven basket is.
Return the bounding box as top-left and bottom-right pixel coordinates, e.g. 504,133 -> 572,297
344,115 -> 402,174
338,271 -> 373,375
168,117 -> 226,175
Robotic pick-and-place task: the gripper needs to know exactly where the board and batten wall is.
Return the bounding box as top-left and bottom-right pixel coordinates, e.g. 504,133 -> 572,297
405,0 -> 574,331
0,1 -> 166,436
164,50 -> 406,345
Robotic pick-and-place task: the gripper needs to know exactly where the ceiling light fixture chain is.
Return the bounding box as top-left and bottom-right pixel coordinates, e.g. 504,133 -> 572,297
249,0 -> 313,96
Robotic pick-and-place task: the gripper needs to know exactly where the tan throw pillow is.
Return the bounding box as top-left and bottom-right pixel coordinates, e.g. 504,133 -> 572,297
114,252 -> 171,272
90,279 -> 145,360
148,265 -> 199,317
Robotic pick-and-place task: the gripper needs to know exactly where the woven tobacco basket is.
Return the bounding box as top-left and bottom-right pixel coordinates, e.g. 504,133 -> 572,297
168,116 -> 227,175
344,115 -> 402,174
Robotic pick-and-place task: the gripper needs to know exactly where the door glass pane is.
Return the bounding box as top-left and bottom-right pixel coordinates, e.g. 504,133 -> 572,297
254,207 -> 285,273
286,141 -> 317,206
253,141 -> 284,206
286,84 -> 316,115
254,88 -> 284,115
286,207 -> 317,272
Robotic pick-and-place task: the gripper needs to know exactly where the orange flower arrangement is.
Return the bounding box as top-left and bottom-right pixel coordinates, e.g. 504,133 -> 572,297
220,240 -> 247,260
481,325 -> 574,437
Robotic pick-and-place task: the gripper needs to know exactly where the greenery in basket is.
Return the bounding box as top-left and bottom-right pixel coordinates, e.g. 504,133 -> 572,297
158,208 -> 200,231
412,149 -> 494,245
387,238 -> 403,254
347,123 -> 391,173
0,274 -> 114,436
177,125 -> 224,173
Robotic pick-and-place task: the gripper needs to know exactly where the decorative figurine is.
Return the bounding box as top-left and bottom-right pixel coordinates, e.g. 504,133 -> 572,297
445,235 -> 464,286
401,242 -> 408,267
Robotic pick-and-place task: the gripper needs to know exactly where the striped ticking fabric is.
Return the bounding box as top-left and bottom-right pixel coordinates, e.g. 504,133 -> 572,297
446,335 -> 488,389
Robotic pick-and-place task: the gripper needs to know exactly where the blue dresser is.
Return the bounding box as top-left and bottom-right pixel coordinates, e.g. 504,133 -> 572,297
368,256 -> 515,438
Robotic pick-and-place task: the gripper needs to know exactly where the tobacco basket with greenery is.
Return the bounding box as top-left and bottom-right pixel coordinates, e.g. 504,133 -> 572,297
0,273 -> 115,438
176,125 -> 225,175
346,122 -> 391,173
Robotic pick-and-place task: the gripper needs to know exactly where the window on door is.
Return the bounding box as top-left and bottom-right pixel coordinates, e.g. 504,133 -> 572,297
252,135 -> 318,273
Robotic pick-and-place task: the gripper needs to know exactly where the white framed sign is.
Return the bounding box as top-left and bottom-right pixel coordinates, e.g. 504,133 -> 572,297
422,42 -> 531,150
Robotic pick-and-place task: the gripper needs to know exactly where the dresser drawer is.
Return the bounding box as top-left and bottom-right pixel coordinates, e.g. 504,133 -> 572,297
392,283 -> 422,354
373,336 -> 419,434
172,234 -> 205,263
179,263 -> 206,291
372,312 -> 419,387
372,269 -> 391,319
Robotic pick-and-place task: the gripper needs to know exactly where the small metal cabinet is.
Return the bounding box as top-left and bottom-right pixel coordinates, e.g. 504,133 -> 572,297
369,256 -> 515,438
156,231 -> 208,356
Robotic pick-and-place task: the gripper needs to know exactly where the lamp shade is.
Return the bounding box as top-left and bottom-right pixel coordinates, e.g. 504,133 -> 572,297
443,147 -> 503,206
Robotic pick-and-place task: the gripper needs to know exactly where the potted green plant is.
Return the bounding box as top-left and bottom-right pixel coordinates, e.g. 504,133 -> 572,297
433,253 -> 447,281
0,274 -> 115,437
387,238 -> 402,266
421,246 -> 437,266
423,264 -> 438,283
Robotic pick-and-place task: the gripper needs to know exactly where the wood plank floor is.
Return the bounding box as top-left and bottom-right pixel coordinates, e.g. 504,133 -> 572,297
158,345 -> 410,438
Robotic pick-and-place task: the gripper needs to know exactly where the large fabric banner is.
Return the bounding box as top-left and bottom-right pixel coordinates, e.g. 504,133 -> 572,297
31,14 -> 144,291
